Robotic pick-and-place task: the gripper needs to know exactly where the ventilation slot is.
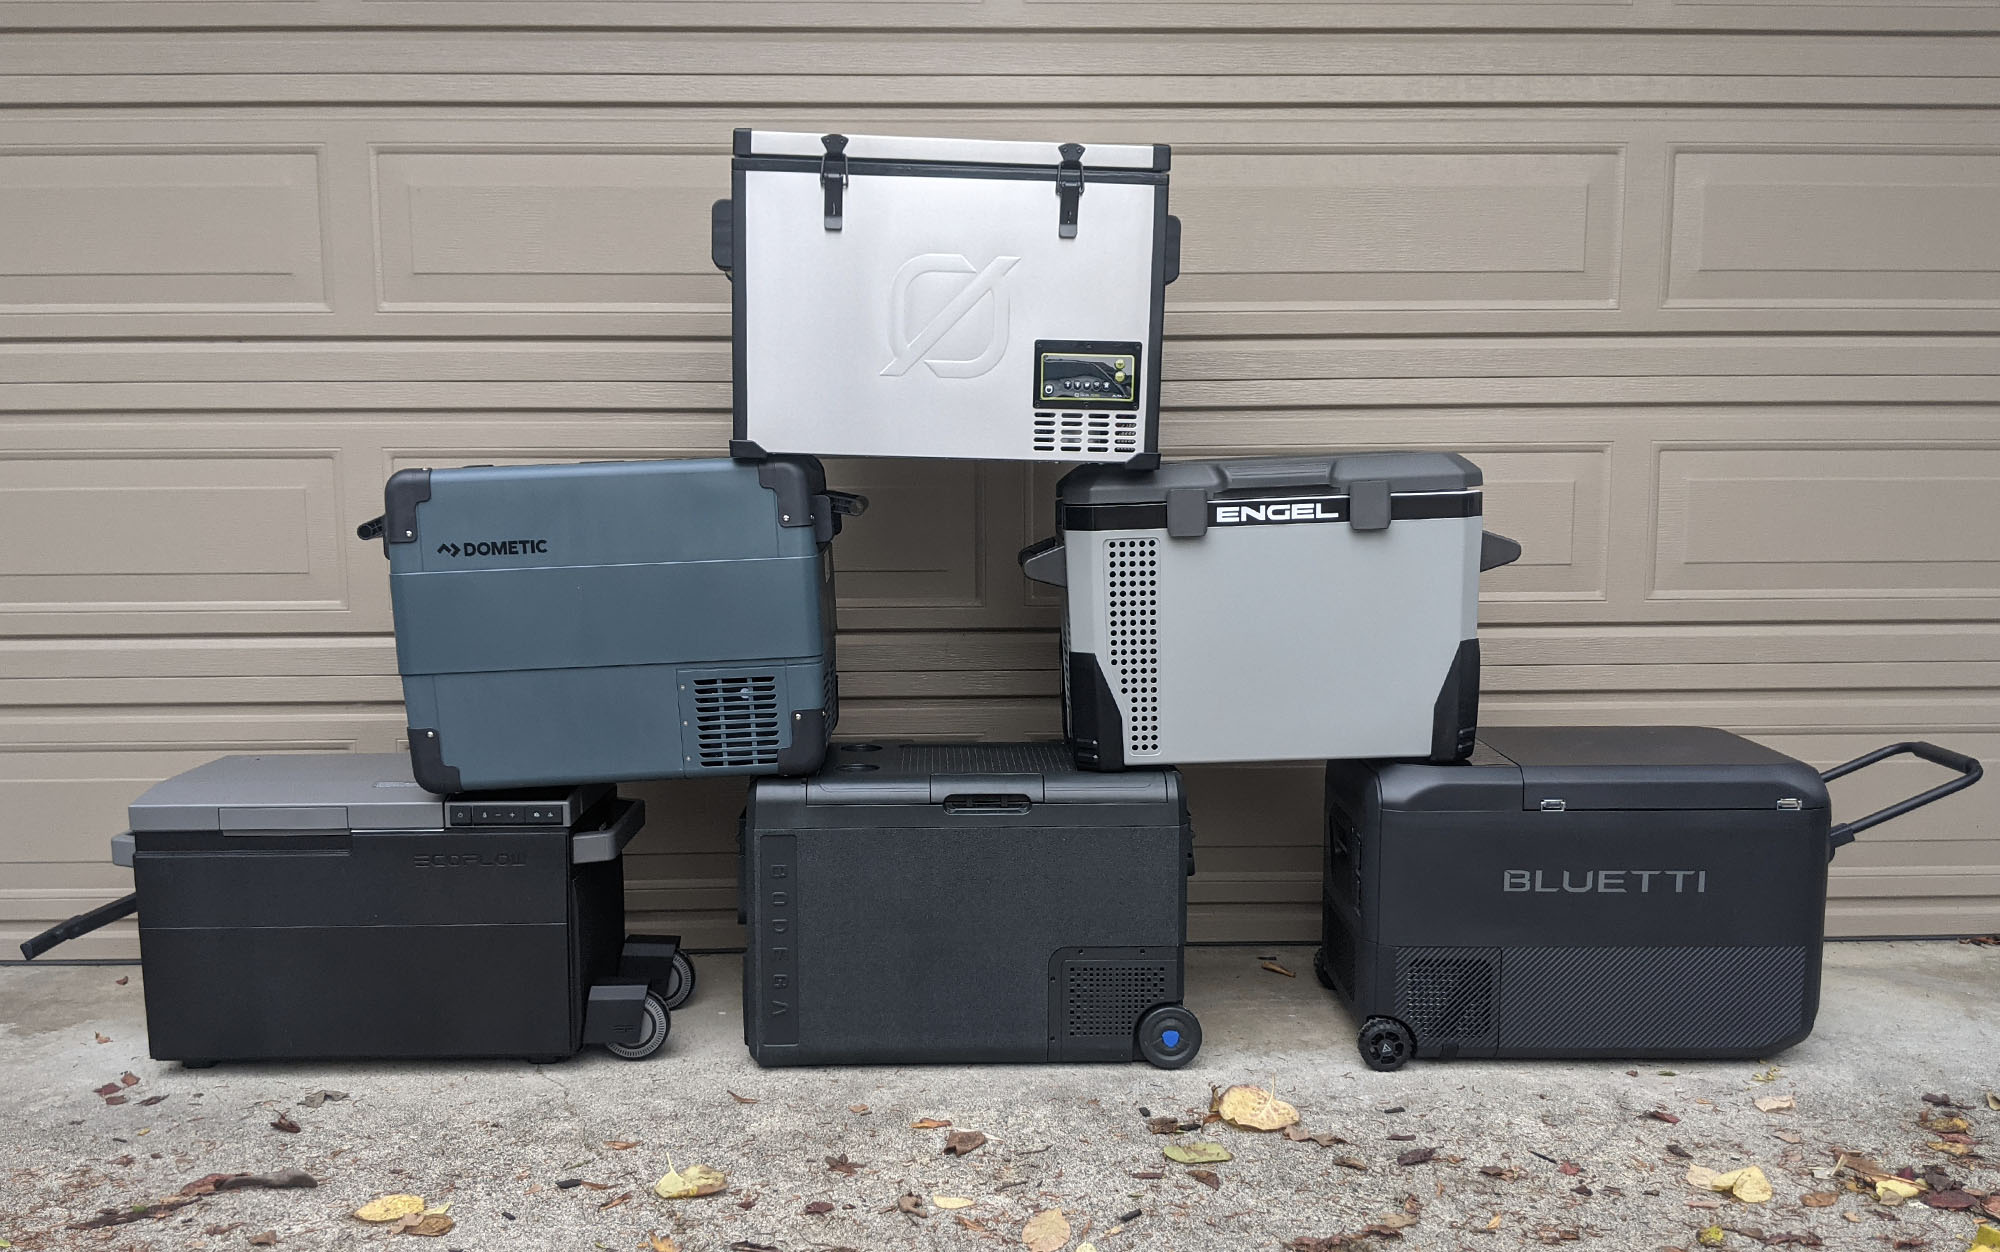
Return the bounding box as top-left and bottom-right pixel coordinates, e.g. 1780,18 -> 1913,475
1034,411 -> 1140,456
1393,946 -> 1499,1048
692,675 -> 780,768
1102,536 -> 1160,757
1064,961 -> 1170,1038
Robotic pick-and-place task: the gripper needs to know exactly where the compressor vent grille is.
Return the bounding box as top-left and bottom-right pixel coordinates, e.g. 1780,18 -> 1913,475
1064,961 -> 1170,1038
1103,537 -> 1159,756
1034,411 -> 1140,456
1393,946 -> 1500,1048
692,674 -> 780,768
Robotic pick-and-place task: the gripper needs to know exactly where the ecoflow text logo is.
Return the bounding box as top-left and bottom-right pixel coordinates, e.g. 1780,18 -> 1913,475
881,253 -> 1021,378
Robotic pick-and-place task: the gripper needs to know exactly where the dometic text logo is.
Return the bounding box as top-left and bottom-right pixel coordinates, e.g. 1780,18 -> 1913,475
881,253 -> 1021,379
1210,496 -> 1347,527
434,538 -> 549,558
1503,869 -> 1708,894
413,851 -> 527,868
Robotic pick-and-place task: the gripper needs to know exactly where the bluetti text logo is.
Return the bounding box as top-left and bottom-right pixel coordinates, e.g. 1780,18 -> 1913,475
882,253 -> 1021,379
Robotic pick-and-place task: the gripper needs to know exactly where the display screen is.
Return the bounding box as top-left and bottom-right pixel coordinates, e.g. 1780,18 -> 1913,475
1034,340 -> 1142,409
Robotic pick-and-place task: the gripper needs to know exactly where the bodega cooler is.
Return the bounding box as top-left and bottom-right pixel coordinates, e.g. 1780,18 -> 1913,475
1020,452 -> 1522,770
714,129 -> 1177,465
360,455 -> 864,791
1315,726 -> 1982,1070
19,753 -> 697,1065
740,742 -> 1201,1068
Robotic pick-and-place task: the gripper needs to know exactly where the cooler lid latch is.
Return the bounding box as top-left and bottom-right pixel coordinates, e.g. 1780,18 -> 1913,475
1056,142 -> 1086,238
820,133 -> 850,231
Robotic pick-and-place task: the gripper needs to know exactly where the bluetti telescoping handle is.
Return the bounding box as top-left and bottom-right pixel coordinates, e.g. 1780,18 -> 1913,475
1821,741 -> 1982,858
19,890 -> 138,961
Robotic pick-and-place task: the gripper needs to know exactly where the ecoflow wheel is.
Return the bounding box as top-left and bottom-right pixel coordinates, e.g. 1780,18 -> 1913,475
658,950 -> 697,1011
605,992 -> 672,1061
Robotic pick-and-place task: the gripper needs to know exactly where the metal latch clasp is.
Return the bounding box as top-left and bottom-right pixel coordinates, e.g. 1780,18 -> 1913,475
820,133 -> 850,231
1055,142 -> 1085,238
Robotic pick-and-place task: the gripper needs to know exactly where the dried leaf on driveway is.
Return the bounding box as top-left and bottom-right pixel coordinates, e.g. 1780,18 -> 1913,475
934,1196 -> 975,1210
1261,960 -> 1295,978
1396,1147 -> 1437,1167
645,1236 -> 679,1252
1022,1208 -> 1070,1252
944,1130 -> 988,1156
406,1213 -> 455,1236
354,1195 -> 425,1223
896,1193 -> 927,1216
606,1140 -> 640,1150
1214,1085 -> 1300,1132
803,1201 -> 835,1215
849,1104 -> 870,1115
1801,1191 -> 1838,1207
93,1083 -> 120,1097
825,1153 -> 860,1176
1711,1166 -> 1773,1203
654,1162 -> 727,1199
94,1032 -> 110,1044
1645,1109 -> 1681,1124
726,1090 -> 759,1105
1187,1168 -> 1220,1190
1283,1126 -> 1349,1147
911,1117 -> 951,1129
247,1232 -> 277,1247
1163,1142 -> 1232,1164
1874,1177 -> 1923,1202
1755,1095 -> 1795,1113
119,1072 -> 140,1087
269,1113 -> 300,1134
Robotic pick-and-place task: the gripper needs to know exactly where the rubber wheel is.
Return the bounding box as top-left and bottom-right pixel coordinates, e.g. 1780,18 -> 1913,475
1358,1016 -> 1415,1072
605,991 -> 671,1060
658,950 -> 697,1011
1313,948 -> 1337,991
181,1060 -> 218,1070
1135,1004 -> 1202,1070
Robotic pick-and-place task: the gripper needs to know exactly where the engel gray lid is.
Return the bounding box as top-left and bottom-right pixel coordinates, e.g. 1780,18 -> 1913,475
129,754 -> 445,832
806,741 -> 1175,805
1057,452 -> 1482,506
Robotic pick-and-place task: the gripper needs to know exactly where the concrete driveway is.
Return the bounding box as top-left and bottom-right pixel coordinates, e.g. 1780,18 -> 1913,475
3,942 -> 1997,1251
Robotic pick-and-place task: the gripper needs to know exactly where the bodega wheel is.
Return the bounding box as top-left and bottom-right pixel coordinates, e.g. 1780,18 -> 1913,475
658,950 -> 697,1011
1135,1004 -> 1202,1070
1357,1016 -> 1414,1072
606,991 -> 671,1061
1313,947 -> 1337,991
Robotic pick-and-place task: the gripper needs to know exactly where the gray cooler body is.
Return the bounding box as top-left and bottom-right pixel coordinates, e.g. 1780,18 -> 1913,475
373,456 -> 856,791
716,129 -> 1176,465
1023,453 -> 1513,770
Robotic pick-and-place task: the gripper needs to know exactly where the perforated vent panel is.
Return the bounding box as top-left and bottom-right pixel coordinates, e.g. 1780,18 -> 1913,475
1034,411 -> 1140,456
1499,946 -> 1810,1053
1393,946 -> 1500,1048
891,742 -> 1075,775
1102,537 -> 1160,757
693,674 -> 780,768
1063,961 -> 1169,1038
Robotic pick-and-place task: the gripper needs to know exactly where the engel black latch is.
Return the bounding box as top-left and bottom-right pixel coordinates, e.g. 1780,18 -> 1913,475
1056,143 -> 1085,238
820,133 -> 849,231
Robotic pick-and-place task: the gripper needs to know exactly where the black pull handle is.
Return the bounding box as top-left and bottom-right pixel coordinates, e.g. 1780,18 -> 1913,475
711,198 -> 733,274
942,793 -> 1033,815
1821,741 -> 1983,858
19,891 -> 138,960
1480,530 -> 1523,571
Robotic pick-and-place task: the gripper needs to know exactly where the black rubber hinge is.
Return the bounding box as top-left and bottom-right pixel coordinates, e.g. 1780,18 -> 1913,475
383,468 -> 431,545
1350,480 -> 1392,531
408,728 -> 461,795
1166,487 -> 1208,539
710,198 -> 733,273
1056,142 -> 1085,239
820,133 -> 849,231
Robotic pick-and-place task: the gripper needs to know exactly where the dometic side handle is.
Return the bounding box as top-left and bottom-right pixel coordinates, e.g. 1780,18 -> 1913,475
1822,741 -> 1982,858
1018,536 -> 1066,587
20,892 -> 138,960
356,515 -> 385,541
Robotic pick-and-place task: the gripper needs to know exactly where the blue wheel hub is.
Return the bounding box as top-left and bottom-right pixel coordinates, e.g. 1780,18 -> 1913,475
1160,1028 -> 1182,1050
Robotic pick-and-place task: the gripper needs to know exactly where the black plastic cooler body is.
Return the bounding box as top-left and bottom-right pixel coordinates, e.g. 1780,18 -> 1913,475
741,742 -> 1193,1066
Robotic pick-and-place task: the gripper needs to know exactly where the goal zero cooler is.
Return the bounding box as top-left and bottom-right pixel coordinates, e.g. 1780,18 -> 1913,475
364,456 -> 862,792
714,130 -> 1178,464
1021,453 -> 1522,770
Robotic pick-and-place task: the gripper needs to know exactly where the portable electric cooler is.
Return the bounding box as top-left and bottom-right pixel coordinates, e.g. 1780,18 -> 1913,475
362,455 -> 863,792
1021,452 -> 1521,770
20,754 -> 696,1065
1316,726 -> 1982,1070
741,742 -> 1201,1068
714,129 -> 1177,465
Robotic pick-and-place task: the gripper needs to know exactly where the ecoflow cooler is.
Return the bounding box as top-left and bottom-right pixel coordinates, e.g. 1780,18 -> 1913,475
1317,726 -> 1982,1069
741,742 -> 1201,1068
361,456 -> 863,792
19,754 -> 697,1065
1020,453 -> 1521,770
713,130 -> 1177,465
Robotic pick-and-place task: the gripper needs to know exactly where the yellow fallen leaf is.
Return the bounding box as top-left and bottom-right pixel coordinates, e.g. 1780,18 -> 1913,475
1751,1066 -> 1781,1084
1163,1141 -> 1232,1164
1711,1166 -> 1772,1204
1372,1212 -> 1417,1231
1931,1139 -> 1977,1157
1697,1224 -> 1725,1247
653,1160 -> 727,1199
645,1237 -> 679,1252
1930,1115 -> 1973,1135
1215,1084 -> 1300,1132
406,1214 -> 454,1238
1753,1095 -> 1794,1113
1022,1207 -> 1070,1252
1973,1225 -> 2000,1249
1485,1214 -> 1502,1231
911,1117 -> 951,1129
1875,1177 -> 1923,1202
353,1194 -> 425,1223
1078,1245 -> 1098,1252
1685,1164 -> 1724,1189
934,1196 -> 975,1210
1986,1091 -> 2000,1112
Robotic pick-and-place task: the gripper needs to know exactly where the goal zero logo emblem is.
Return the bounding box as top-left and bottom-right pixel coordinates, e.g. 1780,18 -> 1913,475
881,253 -> 1021,379
435,538 -> 549,558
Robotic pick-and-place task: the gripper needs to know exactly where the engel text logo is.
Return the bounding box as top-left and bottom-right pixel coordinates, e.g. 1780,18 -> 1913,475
1210,496 -> 1347,527
435,538 -> 549,558
881,253 -> 1021,379
1503,869 -> 1708,894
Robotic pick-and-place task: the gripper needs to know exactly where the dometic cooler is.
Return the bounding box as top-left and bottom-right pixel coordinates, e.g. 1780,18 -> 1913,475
714,129 -> 1177,465
1020,453 -> 1521,770
1316,727 -> 1982,1070
741,742 -> 1201,1068
19,754 -> 699,1065
361,456 -> 863,792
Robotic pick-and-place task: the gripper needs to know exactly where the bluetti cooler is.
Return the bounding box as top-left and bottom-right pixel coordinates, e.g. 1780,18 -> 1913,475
741,742 -> 1202,1068
361,456 -> 863,792
1317,727 -> 1982,1070
20,754 -> 697,1064
713,129 -> 1177,465
1020,453 -> 1521,770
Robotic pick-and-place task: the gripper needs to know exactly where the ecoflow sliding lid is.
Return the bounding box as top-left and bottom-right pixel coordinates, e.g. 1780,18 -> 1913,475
128,754 -> 446,833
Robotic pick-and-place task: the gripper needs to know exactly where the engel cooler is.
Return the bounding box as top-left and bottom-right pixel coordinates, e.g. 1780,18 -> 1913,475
19,754 -> 699,1065
713,129 -> 1178,465
361,455 -> 863,791
740,742 -> 1202,1068
1316,727 -> 1982,1070
1020,453 -> 1522,770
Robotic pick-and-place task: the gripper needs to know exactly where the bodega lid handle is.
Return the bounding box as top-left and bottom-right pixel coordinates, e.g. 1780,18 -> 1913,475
1821,741 -> 1982,858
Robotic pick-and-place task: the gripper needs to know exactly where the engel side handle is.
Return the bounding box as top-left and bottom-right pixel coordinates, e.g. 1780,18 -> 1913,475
1820,741 -> 1982,859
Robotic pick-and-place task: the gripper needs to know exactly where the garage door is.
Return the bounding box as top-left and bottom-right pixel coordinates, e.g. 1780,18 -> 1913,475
3,2 -> 1996,957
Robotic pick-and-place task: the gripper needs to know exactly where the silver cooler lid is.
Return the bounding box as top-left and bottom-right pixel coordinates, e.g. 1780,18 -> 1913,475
128,754 -> 447,832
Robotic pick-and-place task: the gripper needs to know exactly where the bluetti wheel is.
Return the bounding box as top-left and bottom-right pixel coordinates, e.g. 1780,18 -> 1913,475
1358,1016 -> 1415,1072
605,992 -> 671,1060
659,950 -> 697,1011
1313,947 -> 1337,991
1135,1004 -> 1202,1069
